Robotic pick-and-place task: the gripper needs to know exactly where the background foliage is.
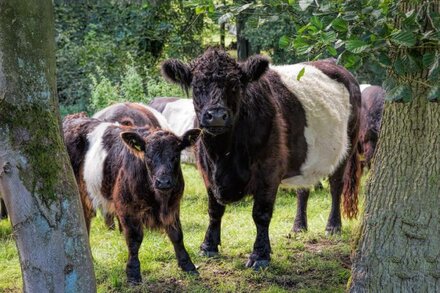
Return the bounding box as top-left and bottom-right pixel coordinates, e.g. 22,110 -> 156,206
55,0 -> 204,115
55,0 -> 438,115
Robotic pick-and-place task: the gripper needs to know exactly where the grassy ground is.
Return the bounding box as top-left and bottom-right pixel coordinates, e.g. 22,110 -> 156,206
0,164 -> 361,292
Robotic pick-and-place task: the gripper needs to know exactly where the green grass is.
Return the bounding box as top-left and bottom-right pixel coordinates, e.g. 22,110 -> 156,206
0,164 -> 361,292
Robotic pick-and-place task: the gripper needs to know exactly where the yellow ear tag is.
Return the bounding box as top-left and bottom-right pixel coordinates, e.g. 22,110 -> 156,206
131,139 -> 142,151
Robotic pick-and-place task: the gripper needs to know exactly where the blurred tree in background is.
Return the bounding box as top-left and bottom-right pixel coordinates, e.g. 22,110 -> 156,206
54,0 -> 204,114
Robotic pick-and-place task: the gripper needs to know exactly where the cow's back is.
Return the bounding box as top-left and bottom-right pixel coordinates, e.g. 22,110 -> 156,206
269,63 -> 355,187
149,97 -> 180,113
93,102 -> 170,129
162,99 -> 196,136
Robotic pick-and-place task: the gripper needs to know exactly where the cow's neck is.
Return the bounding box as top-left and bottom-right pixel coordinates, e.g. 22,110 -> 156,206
200,131 -> 234,160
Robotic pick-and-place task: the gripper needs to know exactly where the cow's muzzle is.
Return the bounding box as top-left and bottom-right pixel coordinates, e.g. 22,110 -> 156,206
155,176 -> 174,191
201,107 -> 231,135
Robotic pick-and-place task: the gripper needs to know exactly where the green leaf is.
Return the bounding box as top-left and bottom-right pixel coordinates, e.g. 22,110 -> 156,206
288,0 -> 296,5
331,18 -> 348,32
310,16 -> 323,30
393,57 -> 406,75
385,85 -> 412,102
378,52 -> 391,66
321,31 -> 337,44
279,35 -> 290,49
422,53 -> 435,68
427,86 -> 439,101
299,0 -> 314,11
342,52 -> 361,69
195,6 -> 205,15
327,46 -> 337,57
345,39 -> 370,54
390,30 -> 417,47
297,67 -> 306,81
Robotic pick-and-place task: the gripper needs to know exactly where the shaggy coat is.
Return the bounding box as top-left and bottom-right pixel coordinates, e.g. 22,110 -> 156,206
162,49 -> 361,269
359,85 -> 385,169
63,111 -> 199,284
93,102 -> 170,229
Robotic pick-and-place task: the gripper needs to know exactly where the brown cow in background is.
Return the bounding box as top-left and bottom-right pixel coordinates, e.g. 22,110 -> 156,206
359,85 -> 385,170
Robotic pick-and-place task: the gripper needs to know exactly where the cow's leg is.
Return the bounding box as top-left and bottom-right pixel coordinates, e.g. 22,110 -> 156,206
0,198 -> 8,219
292,188 -> 310,232
120,215 -> 144,284
246,188 -> 276,270
200,189 -> 225,257
166,218 -> 197,273
326,164 -> 346,235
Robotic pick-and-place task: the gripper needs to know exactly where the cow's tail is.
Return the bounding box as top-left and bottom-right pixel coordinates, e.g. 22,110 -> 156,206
342,80 -> 362,219
342,145 -> 361,219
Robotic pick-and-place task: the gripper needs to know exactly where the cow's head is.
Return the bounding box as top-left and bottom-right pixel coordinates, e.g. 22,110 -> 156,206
161,48 -> 269,136
121,128 -> 201,191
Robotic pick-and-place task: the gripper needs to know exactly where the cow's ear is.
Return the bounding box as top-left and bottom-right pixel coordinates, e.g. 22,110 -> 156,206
161,59 -> 192,91
121,132 -> 146,154
240,55 -> 269,83
180,128 -> 201,149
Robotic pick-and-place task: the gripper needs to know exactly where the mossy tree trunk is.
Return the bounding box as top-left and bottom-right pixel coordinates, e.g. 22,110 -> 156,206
349,1 -> 440,292
0,1 -> 96,292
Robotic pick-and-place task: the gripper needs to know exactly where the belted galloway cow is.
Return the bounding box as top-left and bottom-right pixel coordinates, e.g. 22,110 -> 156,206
63,109 -> 199,284
161,48 -> 361,269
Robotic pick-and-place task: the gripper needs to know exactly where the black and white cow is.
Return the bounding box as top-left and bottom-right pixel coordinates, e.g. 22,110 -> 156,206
63,110 -> 199,284
161,48 -> 361,269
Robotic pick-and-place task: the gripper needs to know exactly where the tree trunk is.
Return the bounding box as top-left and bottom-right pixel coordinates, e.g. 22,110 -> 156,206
0,1 -> 96,292
349,1 -> 440,292
236,0 -> 252,61
220,0 -> 226,48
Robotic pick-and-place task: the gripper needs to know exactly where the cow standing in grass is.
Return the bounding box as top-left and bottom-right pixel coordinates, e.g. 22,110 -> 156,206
162,49 -> 361,269
63,111 -> 199,284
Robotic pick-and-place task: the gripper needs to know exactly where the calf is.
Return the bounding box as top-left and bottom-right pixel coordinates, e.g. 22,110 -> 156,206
63,112 -> 200,284
359,85 -> 385,170
93,102 -> 171,229
162,48 -> 361,269
149,98 -> 197,164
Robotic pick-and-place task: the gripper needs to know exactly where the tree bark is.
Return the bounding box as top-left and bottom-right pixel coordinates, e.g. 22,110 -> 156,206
349,1 -> 440,292
220,0 -> 226,48
236,0 -> 252,61
0,1 -> 96,292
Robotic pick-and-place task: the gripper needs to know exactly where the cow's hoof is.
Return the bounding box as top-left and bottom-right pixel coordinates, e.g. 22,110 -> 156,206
325,225 -> 342,235
292,224 -> 307,233
180,261 -> 198,273
199,249 -> 219,257
245,258 -> 270,271
127,277 -> 142,286
200,243 -> 219,257
185,268 -> 199,275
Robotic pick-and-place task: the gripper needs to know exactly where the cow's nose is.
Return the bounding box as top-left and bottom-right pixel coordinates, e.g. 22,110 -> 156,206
155,177 -> 173,190
203,108 -> 229,127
